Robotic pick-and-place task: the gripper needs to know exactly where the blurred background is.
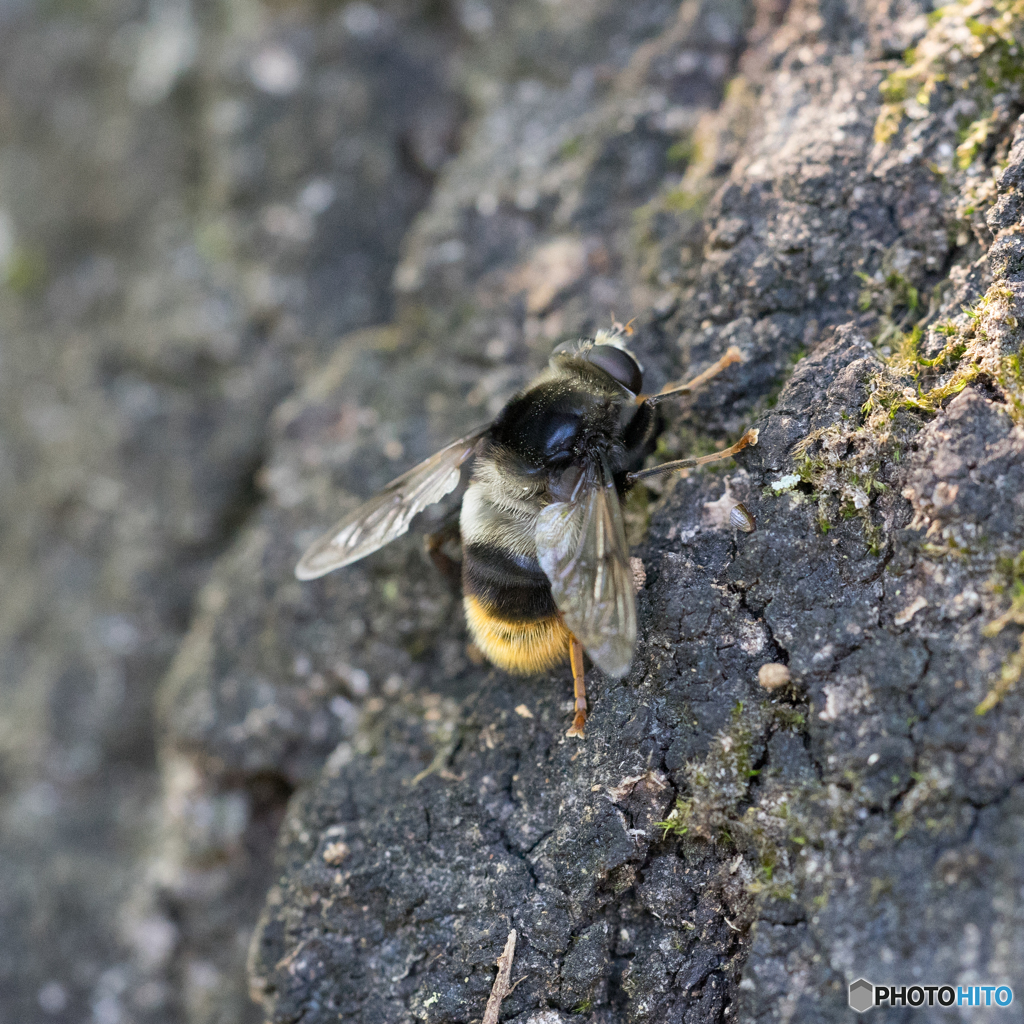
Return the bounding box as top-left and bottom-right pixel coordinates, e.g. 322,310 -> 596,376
0,0 -> 717,1020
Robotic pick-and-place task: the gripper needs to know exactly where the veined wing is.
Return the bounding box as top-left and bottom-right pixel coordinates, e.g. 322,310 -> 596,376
534,453 -> 636,678
295,427 -> 487,580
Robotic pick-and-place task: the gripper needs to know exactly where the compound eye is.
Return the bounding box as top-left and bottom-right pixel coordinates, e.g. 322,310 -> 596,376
587,344 -> 643,394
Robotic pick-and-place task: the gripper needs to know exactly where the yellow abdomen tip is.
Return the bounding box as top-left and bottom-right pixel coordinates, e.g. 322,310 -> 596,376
464,595 -> 570,675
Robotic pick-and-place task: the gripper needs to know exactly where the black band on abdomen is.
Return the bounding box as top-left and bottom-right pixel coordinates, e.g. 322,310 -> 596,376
462,543 -> 558,622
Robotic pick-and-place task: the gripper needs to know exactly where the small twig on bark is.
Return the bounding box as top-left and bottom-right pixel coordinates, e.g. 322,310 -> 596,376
482,929 -> 517,1024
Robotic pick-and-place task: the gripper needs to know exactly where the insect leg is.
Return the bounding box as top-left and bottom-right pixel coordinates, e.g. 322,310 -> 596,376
424,517 -> 462,593
626,428 -> 759,484
638,346 -> 744,406
566,636 -> 587,739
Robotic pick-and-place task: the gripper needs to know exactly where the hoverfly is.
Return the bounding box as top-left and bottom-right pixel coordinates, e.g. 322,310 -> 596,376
296,324 -> 757,737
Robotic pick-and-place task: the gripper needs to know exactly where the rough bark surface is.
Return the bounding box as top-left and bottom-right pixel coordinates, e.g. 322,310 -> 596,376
3,0 -> 1024,1022
244,1 -> 1024,1021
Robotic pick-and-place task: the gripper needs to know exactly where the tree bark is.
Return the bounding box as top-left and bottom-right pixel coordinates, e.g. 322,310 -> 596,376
3,0 -> 1023,1021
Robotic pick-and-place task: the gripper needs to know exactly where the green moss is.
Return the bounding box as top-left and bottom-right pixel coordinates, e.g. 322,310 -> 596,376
652,703 -> 860,925
746,875 -> 795,900
910,333 -> 967,370
770,706 -> 806,731
662,187 -> 707,214
976,549 -> 1024,714
998,350 -> 1024,424
4,246 -> 47,294
559,135 -> 584,160
657,705 -> 758,843
857,269 -> 919,320
195,220 -> 234,264
957,110 -> 998,168
667,136 -> 698,167
786,429 -> 889,552
656,797 -> 692,838
869,877 -> 894,903
663,190 -> 704,214
875,104 -> 904,145
787,275 -> 1009,547
862,353 -> 982,422
875,0 -> 1024,156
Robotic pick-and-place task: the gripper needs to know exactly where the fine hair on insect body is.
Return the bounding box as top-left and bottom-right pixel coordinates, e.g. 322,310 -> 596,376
296,322 -> 758,737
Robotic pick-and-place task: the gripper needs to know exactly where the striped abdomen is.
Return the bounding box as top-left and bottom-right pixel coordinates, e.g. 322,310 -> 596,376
459,462 -> 571,675
462,544 -> 570,674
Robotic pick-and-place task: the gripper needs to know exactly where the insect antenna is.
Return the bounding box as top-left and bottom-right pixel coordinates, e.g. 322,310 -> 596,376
638,346 -> 744,406
608,312 -> 637,337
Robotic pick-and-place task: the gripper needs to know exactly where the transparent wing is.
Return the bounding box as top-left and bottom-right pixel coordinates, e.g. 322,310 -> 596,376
295,427 -> 488,580
534,453 -> 636,678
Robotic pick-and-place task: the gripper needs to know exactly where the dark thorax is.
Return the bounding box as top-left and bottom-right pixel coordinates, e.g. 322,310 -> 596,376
486,356 -> 653,500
